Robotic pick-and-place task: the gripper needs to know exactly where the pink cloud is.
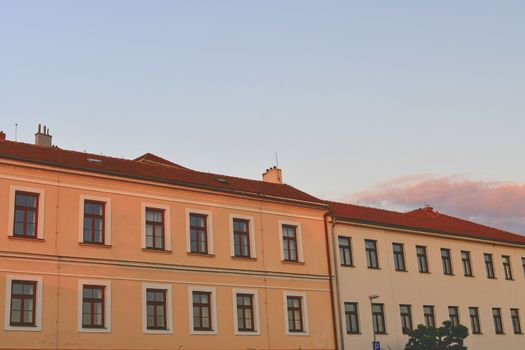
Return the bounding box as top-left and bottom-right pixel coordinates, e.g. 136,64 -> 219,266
344,175 -> 525,235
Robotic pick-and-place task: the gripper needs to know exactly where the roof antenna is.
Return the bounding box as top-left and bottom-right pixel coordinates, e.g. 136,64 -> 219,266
275,152 -> 279,167
14,123 -> 18,141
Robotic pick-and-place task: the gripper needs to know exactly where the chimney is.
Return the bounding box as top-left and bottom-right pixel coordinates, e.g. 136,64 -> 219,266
35,124 -> 52,147
262,166 -> 283,184
0,131 -> 5,141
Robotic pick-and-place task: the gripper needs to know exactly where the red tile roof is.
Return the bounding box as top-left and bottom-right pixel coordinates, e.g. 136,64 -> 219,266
328,201 -> 525,246
0,140 -> 324,206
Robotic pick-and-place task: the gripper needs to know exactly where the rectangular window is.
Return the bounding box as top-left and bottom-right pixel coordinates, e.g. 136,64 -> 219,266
400,304 -> 412,335
236,293 -> 255,332
287,296 -> 304,332
365,240 -> 379,269
502,256 -> 513,280
190,213 -> 208,254
82,285 -> 105,328
192,291 -> 212,331
233,219 -> 250,258
424,305 -> 435,327
13,191 -> 39,238
372,303 -> 386,334
485,253 -> 495,278
522,257 -> 525,277
145,208 -> 165,250
461,251 -> 473,277
10,280 -> 36,327
393,243 -> 406,271
441,248 -> 453,275
416,245 -> 429,273
339,236 -> 353,267
493,308 -> 504,334
449,306 -> 460,326
146,289 -> 167,330
282,225 -> 298,262
511,309 -> 522,334
83,200 -> 105,244
344,302 -> 359,334
469,307 -> 481,334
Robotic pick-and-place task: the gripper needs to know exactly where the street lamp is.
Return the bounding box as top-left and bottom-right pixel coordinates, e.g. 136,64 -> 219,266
369,295 -> 380,345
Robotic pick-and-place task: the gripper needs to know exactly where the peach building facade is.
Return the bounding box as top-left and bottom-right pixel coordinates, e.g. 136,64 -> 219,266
0,129 -> 336,350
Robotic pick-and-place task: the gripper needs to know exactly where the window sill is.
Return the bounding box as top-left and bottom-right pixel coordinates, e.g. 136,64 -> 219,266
8,236 -> 44,242
367,267 -> 381,270
473,332 -> 483,335
395,269 -> 408,272
187,252 -> 215,257
505,278 -> 514,281
282,260 -> 305,265
79,242 -> 112,248
419,271 -> 431,274
347,332 -> 361,335
142,248 -> 172,254
444,273 -> 455,276
464,275 -> 475,278
231,256 -> 257,261
341,264 -> 355,268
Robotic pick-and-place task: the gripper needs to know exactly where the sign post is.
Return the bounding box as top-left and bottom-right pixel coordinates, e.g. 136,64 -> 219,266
372,341 -> 380,350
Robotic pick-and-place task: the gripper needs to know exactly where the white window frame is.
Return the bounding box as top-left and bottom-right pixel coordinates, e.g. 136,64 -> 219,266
232,288 -> 260,335
229,214 -> 256,258
4,275 -> 43,332
142,283 -> 173,334
141,203 -> 172,251
283,291 -> 309,336
8,185 -> 46,239
278,220 -> 304,263
78,195 -> 112,245
186,209 -> 214,254
77,279 -> 111,333
188,286 -> 217,335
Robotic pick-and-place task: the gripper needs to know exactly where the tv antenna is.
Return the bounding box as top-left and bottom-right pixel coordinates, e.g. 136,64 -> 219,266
14,123 -> 18,141
275,152 -> 279,167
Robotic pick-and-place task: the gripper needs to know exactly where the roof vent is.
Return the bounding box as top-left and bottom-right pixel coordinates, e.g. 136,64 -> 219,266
87,158 -> 103,163
215,178 -> 228,183
0,131 -> 5,141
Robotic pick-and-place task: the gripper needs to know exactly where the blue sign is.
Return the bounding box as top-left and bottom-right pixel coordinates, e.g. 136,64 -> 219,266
372,341 -> 380,350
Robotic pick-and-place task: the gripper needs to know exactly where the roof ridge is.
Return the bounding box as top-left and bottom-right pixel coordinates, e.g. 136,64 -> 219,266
325,200 -> 406,215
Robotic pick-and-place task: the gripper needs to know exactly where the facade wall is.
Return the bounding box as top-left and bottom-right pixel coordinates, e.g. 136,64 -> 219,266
333,220 -> 525,350
0,160 -> 335,349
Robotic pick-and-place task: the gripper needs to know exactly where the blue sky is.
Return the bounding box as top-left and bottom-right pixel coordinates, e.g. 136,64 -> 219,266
1,1 -> 524,231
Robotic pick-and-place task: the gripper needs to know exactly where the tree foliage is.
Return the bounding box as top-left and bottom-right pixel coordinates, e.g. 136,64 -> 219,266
405,321 -> 469,350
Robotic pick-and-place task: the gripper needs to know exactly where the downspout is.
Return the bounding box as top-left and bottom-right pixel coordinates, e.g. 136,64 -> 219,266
324,212 -> 344,350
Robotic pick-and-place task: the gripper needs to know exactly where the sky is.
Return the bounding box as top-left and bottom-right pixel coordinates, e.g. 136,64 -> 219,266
0,1 -> 524,233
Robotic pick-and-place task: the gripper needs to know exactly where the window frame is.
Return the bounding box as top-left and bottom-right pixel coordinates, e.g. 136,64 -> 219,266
392,243 -> 406,271
279,221 -> 304,263
142,203 -> 171,251
186,209 -> 214,255
338,236 -> 353,267
423,305 -> 436,328
78,195 -> 111,246
8,186 -> 46,240
229,214 -> 256,259
469,307 -> 482,334
4,275 -> 43,332
365,239 -> 379,269
77,279 -> 111,333
344,302 -> 360,334
502,255 -> 513,280
416,245 -> 429,273
492,307 -> 504,334
484,253 -> 496,279
448,306 -> 460,326
400,304 -> 413,335
440,248 -> 453,275
283,291 -> 309,336
461,250 -> 473,277
511,308 -> 522,334
232,289 -> 260,335
142,283 -> 173,334
188,286 -> 217,335
372,303 -> 386,334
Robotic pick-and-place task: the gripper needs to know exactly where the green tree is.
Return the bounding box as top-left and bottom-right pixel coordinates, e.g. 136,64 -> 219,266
405,321 -> 469,350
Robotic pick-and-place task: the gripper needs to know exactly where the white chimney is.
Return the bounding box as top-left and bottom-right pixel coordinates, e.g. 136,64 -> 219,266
262,166 -> 283,184
35,124 -> 52,147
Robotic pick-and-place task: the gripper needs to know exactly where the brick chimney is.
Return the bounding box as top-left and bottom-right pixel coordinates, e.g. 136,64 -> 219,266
262,166 -> 283,184
35,124 -> 52,147
0,131 -> 5,141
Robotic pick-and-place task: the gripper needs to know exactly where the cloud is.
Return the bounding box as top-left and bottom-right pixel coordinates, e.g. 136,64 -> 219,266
343,175 -> 525,235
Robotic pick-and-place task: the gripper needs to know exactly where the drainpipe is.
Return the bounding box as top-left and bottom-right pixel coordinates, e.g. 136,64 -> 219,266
324,212 -> 344,350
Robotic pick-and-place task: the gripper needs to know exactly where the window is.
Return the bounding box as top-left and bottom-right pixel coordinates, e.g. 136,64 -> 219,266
423,305 -> 435,327
145,208 -> 165,250
485,254 -> 495,278
233,219 -> 250,258
511,309 -> 522,334
82,285 -> 105,328
282,225 -> 298,262
286,296 -> 304,332
449,306 -> 460,326
142,283 -> 172,334
365,240 -> 379,269
522,257 -> 525,278
9,281 -> 36,327
400,304 -> 413,335
372,303 -> 386,334
502,256 -> 513,280
441,248 -> 453,275
416,246 -> 429,273
83,200 -> 105,244
461,251 -> 473,277
13,192 -> 39,238
189,287 -> 216,334
190,213 -> 208,254
233,289 -> 259,335
339,236 -> 353,267
393,243 -> 406,271
77,280 -> 111,332
344,302 -> 359,334
5,276 -> 42,331
469,307 -> 481,334
146,289 -> 167,330
493,308 -> 504,334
